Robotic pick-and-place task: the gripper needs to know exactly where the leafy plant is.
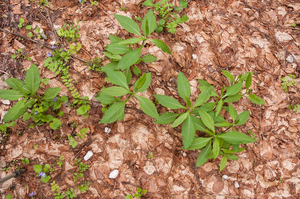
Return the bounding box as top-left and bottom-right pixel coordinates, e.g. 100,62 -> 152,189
86,57 -> 105,72
38,0 -> 49,6
148,152 -> 153,159
101,9 -> 171,77
65,188 -> 76,199
78,181 -> 90,192
91,1 -> 98,6
21,158 -> 30,164
125,187 -> 147,199
73,172 -> 83,182
77,128 -> 89,139
56,156 -> 64,167
0,122 -> 16,136
288,104 -> 300,113
5,194 -> 12,199
57,23 -> 80,42
281,74 -> 298,92
0,64 -> 66,130
33,164 -> 51,183
120,2 -> 128,11
68,134 -> 78,148
142,0 -> 189,33
69,43 -> 81,54
18,18 -> 25,28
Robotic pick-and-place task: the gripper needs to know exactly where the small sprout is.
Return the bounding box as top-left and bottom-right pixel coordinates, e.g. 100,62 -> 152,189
292,23 -> 297,27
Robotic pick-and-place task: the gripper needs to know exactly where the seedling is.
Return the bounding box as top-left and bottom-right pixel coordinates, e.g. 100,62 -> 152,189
77,128 -> 89,139
34,143 -> 39,150
21,158 -> 30,164
288,104 -> 300,113
11,48 -> 26,59
57,23 -> 80,42
292,23 -> 297,27
69,43 -> 81,54
56,156 -> 64,167
18,18 -> 25,28
78,181 -> 90,192
68,135 -> 78,148
148,152 -> 153,159
120,3 -> 128,11
91,1 -> 98,6
281,74 -> 298,92
125,187 -> 147,199
0,64 -> 66,130
142,0 -> 189,33
64,188 -> 76,199
86,57 -> 105,72
0,122 -> 16,136
73,172 -> 83,182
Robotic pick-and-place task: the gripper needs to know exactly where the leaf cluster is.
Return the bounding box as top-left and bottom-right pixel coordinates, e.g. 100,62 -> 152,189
33,164 -> 51,183
142,0 -> 189,33
0,64 -> 65,130
125,187 -> 147,199
57,23 -> 80,42
281,74 -> 298,93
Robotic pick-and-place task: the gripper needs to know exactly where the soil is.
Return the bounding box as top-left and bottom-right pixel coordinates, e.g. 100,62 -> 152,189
1,0 -> 300,198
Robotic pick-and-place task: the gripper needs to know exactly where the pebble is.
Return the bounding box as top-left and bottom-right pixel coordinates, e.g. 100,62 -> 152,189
192,54 -> 197,60
2,100 -> 10,105
104,127 -> 111,134
234,181 -> 239,188
108,169 -> 119,179
286,54 -> 294,63
222,175 -> 229,180
83,151 -> 93,161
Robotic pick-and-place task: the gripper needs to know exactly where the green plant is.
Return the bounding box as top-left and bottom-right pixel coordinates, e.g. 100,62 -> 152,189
288,104 -> 300,113
91,1 -> 98,6
26,25 -> 32,30
69,43 -> 81,54
73,172 -> 83,182
77,128 -> 89,139
101,10 -> 171,76
12,48 -> 24,59
148,152 -> 153,159
5,194 -> 12,199
34,143 -> 39,150
18,18 -> 25,28
21,158 -> 30,164
33,164 -> 51,183
86,57 -> 105,72
3,167 -> 10,172
247,130 -> 257,141
120,3 -> 128,11
0,64 -> 66,130
56,156 -> 64,167
57,23 -> 80,42
39,0 -> 49,6
78,180 -> 90,192
125,187 -> 147,199
77,161 -> 90,172
281,74 -> 298,92
0,122 -> 16,136
65,188 -> 76,199
292,23 -> 297,27
68,134 -> 78,148
142,0 -> 189,33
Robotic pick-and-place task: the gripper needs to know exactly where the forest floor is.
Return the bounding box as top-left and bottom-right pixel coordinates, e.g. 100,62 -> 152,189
1,0 -> 300,198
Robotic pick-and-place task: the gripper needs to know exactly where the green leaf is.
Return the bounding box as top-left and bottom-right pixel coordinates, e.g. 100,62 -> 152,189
76,105 -> 90,115
245,72 -> 253,90
226,153 -> 238,160
142,0 -> 153,6
247,94 -> 265,105
3,99 -> 26,122
198,109 -> 215,134
235,111 -> 249,125
23,112 -> 31,121
142,9 -> 157,38
232,144 -> 239,153
105,43 -> 131,55
0,90 -> 24,100
171,112 -> 188,128
224,94 -> 242,103
124,67 -> 132,85
187,137 -> 212,150
43,87 -> 61,100
103,52 -> 122,61
41,175 -> 51,183
100,102 -> 126,123
228,103 -> 237,121
105,69 -> 129,90
25,64 -> 40,95
50,118 -> 61,130
179,0 -> 188,8
155,112 -> 179,124
101,86 -> 130,96
181,14 -> 189,23
148,39 -> 171,54
193,86 -> 213,108
177,71 -> 191,103
109,34 -> 122,43
116,47 -> 142,70
135,95 -> 159,119
33,164 -> 42,173
134,73 -> 147,92
5,194 -> 12,199
182,115 -> 195,149
215,99 -> 223,117
191,116 -> 206,131
118,38 -> 143,45
223,82 -> 243,98
215,122 -> 232,127
5,78 -> 30,95
134,72 -> 151,93
220,155 -> 227,171
132,66 -> 141,76
213,137 -> 220,159
196,142 -> 211,167
113,14 -> 142,37
153,94 -> 185,109
222,70 -> 235,84
217,130 -> 255,144
142,54 -> 157,63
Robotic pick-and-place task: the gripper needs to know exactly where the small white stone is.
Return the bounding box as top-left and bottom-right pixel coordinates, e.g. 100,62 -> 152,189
222,175 -> 229,180
192,54 -> 197,60
182,152 -> 186,157
0,111 -> 8,123
104,127 -> 111,134
83,151 -> 93,161
286,54 -> 294,63
2,100 -> 10,105
108,169 -> 119,179
234,181 -> 239,188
